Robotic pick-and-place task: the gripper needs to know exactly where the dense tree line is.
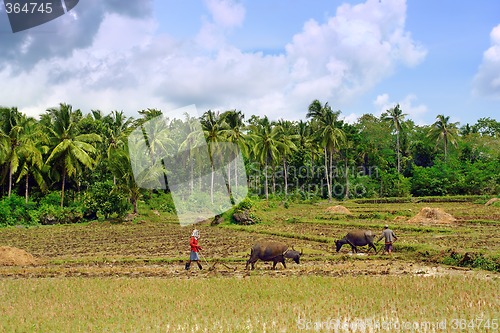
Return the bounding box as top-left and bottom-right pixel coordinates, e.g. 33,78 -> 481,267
0,101 -> 498,225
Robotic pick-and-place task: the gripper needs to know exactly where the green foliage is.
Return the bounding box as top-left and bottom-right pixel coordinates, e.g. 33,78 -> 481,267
442,251 -> 500,272
145,191 -> 177,213
39,191 -> 63,207
0,194 -> 37,227
379,171 -> 411,197
0,102 -> 499,228
235,197 -> 253,211
84,181 -> 130,219
34,204 -> 84,225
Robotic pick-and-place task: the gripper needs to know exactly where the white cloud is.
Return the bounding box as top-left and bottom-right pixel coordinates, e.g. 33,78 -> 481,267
473,24 -> 500,98
374,93 -> 428,125
204,0 -> 245,28
285,0 -> 426,106
1,0 -> 426,122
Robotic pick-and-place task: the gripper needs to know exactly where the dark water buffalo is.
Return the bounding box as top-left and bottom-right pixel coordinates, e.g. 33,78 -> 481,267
246,241 -> 302,270
335,230 -> 378,254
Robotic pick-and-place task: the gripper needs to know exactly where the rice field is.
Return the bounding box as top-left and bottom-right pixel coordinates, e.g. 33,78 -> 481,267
0,198 -> 499,332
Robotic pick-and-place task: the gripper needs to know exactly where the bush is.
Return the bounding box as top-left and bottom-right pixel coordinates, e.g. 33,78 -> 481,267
146,192 -> 177,213
235,197 -> 253,211
84,181 -> 130,219
0,194 -> 37,227
35,204 -> 84,225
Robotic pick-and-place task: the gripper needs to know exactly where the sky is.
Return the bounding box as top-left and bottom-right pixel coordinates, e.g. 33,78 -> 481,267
0,0 -> 499,126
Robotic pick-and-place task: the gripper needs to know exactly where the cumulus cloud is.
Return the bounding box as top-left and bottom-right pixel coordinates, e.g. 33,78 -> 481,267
204,0 -> 245,28
473,24 -> 500,98
285,0 -> 426,105
1,0 -> 426,121
0,0 -> 153,69
374,93 -> 428,125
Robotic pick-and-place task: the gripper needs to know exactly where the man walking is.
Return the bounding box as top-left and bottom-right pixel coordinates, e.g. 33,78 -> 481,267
377,225 -> 397,255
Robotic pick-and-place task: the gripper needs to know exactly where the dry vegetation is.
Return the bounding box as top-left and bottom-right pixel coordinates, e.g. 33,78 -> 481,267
0,198 -> 499,332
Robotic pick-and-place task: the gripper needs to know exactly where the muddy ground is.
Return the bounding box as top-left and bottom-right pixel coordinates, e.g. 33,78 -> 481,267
0,214 -> 498,280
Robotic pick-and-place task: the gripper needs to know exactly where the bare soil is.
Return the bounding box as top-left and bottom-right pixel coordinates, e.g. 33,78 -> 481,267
0,200 -> 499,279
0,218 -> 497,280
0,246 -> 37,266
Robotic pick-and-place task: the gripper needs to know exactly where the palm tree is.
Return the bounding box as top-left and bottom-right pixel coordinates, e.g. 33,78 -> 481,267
0,107 -> 23,197
306,100 -> 345,201
44,103 -> 102,207
220,110 -> 248,192
102,110 -> 134,185
248,116 -> 284,201
275,119 -> 298,197
15,116 -> 49,202
104,110 -> 134,155
178,113 -> 207,194
381,104 -> 406,173
200,110 -> 229,203
108,146 -> 141,214
428,114 -> 459,161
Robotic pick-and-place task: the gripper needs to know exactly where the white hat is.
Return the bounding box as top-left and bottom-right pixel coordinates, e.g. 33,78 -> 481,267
191,229 -> 200,238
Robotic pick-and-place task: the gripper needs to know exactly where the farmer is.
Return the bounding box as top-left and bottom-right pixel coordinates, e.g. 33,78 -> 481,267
185,229 -> 203,270
377,225 -> 397,255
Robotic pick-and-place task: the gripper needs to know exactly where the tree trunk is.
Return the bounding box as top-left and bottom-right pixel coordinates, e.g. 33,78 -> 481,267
344,156 -> 349,199
25,173 -> 29,203
264,161 -> 269,201
190,159 -> 194,195
444,135 -> 448,161
8,161 -> 13,197
324,148 -> 331,201
210,161 -> 214,204
396,131 -> 401,173
60,171 -> 66,208
283,158 -> 288,197
227,161 -> 231,195
234,158 -> 238,189
329,148 -> 334,200
132,197 -> 138,214
272,165 -> 276,195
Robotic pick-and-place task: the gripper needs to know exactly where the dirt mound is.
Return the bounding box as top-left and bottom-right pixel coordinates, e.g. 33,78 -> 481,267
407,207 -> 456,225
393,216 -> 408,223
0,246 -> 37,266
485,198 -> 500,206
325,205 -> 352,214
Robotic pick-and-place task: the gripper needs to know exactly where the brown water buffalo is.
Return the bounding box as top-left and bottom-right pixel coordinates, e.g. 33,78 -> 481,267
335,230 -> 378,254
245,241 -> 302,270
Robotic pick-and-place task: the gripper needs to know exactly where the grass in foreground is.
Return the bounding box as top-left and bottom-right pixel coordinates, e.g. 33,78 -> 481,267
1,275 -> 498,332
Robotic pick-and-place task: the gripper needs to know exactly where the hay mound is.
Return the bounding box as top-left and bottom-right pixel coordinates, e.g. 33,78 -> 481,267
485,198 -> 500,206
0,246 -> 37,266
407,207 -> 456,225
325,205 -> 352,214
393,216 -> 407,223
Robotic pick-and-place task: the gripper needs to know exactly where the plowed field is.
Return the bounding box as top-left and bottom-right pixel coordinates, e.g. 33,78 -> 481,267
0,199 -> 499,279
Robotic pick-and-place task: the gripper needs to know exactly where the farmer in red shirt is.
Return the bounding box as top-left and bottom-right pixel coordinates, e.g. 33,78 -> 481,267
185,229 -> 203,270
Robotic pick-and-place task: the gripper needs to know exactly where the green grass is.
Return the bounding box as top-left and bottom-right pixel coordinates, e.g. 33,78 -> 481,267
1,197 -> 499,332
0,275 -> 498,332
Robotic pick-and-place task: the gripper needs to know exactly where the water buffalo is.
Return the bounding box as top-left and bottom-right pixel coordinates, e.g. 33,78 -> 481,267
245,241 -> 302,270
335,230 -> 378,254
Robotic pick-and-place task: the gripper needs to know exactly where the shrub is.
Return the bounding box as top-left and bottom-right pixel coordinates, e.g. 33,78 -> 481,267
84,181 -> 130,219
0,194 -> 37,227
146,192 -> 177,213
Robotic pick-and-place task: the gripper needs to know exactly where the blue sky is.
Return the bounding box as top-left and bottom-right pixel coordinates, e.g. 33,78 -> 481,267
0,0 -> 499,126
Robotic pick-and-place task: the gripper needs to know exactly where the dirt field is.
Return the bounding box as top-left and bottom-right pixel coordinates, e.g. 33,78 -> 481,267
0,199 -> 499,280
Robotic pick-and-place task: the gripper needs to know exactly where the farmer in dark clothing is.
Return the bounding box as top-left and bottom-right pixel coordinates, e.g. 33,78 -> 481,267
185,229 -> 203,270
377,225 -> 397,254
